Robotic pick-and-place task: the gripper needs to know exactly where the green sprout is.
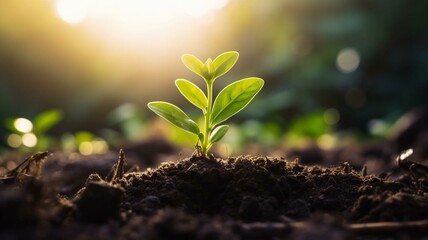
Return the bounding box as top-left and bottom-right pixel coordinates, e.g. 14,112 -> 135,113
148,51 -> 264,156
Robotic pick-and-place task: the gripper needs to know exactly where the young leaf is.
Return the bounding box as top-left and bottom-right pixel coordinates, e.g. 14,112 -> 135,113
175,79 -> 208,111
211,78 -> 264,126
33,109 -> 63,135
209,125 -> 229,144
181,54 -> 205,79
201,58 -> 215,81
213,51 -> 239,79
148,101 -> 200,135
198,133 -> 204,143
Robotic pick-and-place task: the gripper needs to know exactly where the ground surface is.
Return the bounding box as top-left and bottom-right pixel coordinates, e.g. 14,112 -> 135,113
1,144 -> 428,240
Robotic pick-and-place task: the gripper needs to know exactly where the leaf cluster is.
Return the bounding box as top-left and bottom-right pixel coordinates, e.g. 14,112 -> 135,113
148,51 -> 263,155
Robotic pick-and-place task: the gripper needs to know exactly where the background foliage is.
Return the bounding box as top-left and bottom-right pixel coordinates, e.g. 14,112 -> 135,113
1,0 -> 427,154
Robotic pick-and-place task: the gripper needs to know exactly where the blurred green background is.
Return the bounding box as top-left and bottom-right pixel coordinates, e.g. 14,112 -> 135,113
1,0 -> 427,156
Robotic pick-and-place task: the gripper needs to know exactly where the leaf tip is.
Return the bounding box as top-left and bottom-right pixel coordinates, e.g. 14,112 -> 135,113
181,53 -> 191,60
147,101 -> 157,109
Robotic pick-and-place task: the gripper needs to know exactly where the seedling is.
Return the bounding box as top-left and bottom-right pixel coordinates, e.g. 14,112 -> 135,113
148,51 -> 264,156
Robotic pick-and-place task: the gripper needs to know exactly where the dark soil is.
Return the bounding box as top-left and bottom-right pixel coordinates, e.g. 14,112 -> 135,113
1,146 -> 428,239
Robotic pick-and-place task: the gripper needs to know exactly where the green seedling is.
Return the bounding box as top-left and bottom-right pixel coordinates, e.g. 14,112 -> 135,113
148,51 -> 264,156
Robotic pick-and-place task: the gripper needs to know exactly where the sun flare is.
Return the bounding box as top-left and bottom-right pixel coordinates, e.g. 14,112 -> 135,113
54,0 -> 230,51
55,0 -> 88,24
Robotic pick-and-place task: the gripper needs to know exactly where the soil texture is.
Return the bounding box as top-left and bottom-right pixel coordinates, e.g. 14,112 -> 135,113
1,148 -> 428,239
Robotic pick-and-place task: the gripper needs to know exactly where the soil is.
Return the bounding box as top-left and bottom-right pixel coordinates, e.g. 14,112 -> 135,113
1,140 -> 428,240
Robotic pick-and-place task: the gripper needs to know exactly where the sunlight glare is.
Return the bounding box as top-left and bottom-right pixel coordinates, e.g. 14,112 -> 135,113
185,0 -> 230,18
56,0 -> 88,24
54,0 -> 230,41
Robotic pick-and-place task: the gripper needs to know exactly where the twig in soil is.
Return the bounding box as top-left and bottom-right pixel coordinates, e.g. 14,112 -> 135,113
397,148 -> 428,180
360,165 -> 367,177
240,219 -> 428,236
192,144 -> 203,158
1,151 -> 51,181
341,162 -> 352,174
348,219 -> 428,233
105,149 -> 127,182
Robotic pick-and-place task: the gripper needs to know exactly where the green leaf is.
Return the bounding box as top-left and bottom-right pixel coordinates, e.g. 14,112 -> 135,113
211,77 -> 264,126
182,54 -> 205,79
5,118 -> 17,133
148,101 -> 200,135
209,125 -> 229,144
175,79 -> 207,111
33,109 -> 63,134
213,51 -> 239,79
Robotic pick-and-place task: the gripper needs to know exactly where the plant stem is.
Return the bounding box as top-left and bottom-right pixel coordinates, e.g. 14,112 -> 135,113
202,81 -> 213,156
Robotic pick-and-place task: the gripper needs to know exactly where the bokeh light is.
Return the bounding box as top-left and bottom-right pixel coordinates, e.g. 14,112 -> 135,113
6,161 -> 17,171
317,134 -> 337,150
14,118 -> 33,133
22,133 -> 38,147
92,139 -> 109,154
323,108 -> 340,125
79,141 -> 93,155
7,134 -> 22,148
368,119 -> 388,136
337,48 -> 360,73
78,139 -> 109,155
